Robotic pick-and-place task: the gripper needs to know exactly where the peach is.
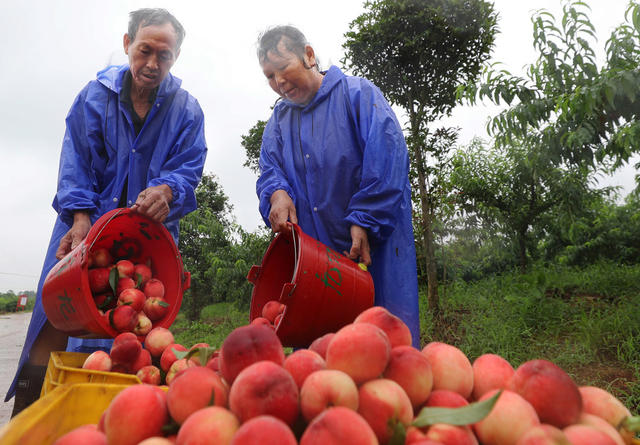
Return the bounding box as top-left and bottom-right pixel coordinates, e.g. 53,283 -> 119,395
262,300 -> 284,323
144,327 -> 174,357
118,288 -> 146,312
134,312 -> 153,336
206,355 -> 220,373
131,348 -> 152,374
229,415 -> 297,445
562,425 -> 617,445
425,423 -> 478,445
578,386 -> 632,428
300,369 -> 359,422
509,359 -> 582,428
116,260 -> 135,278
472,353 -> 515,400
354,306 -> 412,347
383,345 -> 433,409
250,317 -> 273,328
187,342 -> 211,366
357,378 -> 413,444
325,323 -> 391,385
167,366 -> 228,424
474,389 -> 540,445
405,426 -> 429,444
274,313 -> 283,328
299,406 -> 378,445
516,424 -> 571,445
82,350 -> 112,372
160,343 -> 187,373
143,278 -> 165,299
175,406 -> 239,445
143,297 -> 170,321
219,324 -> 285,384
136,365 -> 161,385
109,304 -> 138,333
91,248 -> 112,268
89,267 -> 111,294
228,360 -> 299,426
284,349 -> 326,389
103,384 -> 168,445
165,358 -> 195,385
309,332 -> 335,359
53,424 -> 107,445
134,263 -> 152,287
110,332 -> 142,365
422,342 -> 473,399
577,413 -> 625,445
137,439 -> 173,445
423,389 -> 469,408
116,277 -> 136,296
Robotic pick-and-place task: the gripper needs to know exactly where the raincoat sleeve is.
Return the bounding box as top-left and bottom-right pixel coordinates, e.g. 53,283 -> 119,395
148,96 -> 207,223
343,78 -> 410,244
256,111 -> 296,227
52,85 -> 102,226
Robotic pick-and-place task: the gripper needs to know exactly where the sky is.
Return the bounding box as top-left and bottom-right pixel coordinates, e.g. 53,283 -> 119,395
1,0 -> 637,293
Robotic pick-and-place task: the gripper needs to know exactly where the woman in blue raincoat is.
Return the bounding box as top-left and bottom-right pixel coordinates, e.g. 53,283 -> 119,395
7,8 -> 207,416
256,26 -> 420,348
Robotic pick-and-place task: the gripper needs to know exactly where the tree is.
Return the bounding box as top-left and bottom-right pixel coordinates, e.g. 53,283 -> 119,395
460,0 -> 640,172
241,120 -> 267,175
342,0 -> 498,312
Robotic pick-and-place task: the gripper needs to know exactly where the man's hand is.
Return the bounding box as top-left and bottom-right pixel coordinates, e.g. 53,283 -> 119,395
56,211 -> 92,259
269,189 -> 297,233
131,184 -> 173,223
344,224 -> 371,266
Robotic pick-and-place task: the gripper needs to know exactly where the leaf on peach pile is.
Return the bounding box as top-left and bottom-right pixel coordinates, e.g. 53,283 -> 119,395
387,419 -> 406,445
413,390 -> 502,427
173,346 -> 218,365
109,267 -> 119,296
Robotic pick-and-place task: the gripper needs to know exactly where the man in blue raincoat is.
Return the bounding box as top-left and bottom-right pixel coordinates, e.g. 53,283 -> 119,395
256,26 -> 420,348
7,8 -> 207,415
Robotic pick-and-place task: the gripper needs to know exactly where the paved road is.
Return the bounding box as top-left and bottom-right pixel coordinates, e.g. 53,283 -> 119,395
0,311 -> 31,426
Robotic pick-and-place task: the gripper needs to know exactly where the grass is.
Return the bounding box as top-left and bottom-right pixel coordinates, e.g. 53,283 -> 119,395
175,261 -> 640,413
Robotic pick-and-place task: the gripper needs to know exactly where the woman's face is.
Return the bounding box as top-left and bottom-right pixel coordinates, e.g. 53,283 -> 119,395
261,40 -> 322,105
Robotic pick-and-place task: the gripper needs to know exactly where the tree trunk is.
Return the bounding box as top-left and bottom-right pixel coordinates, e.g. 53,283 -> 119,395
518,227 -> 528,274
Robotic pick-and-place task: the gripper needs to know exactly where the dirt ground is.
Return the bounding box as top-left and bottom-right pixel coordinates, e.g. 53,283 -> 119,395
0,311 -> 31,426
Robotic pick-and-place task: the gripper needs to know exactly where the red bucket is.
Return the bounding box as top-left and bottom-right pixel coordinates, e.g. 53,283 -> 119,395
42,208 -> 189,339
247,223 -> 374,348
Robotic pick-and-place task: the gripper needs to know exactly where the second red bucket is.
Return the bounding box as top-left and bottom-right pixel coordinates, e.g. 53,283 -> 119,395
247,223 -> 374,348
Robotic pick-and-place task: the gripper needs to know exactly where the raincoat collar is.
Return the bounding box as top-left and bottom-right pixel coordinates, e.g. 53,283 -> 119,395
283,65 -> 345,111
96,64 -> 182,99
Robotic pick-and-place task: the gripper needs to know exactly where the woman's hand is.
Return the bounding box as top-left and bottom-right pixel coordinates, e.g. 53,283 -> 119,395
131,184 -> 173,223
269,189 -> 297,232
56,211 -> 92,259
344,224 -> 371,266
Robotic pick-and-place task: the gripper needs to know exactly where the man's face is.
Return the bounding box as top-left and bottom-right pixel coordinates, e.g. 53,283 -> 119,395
124,22 -> 179,91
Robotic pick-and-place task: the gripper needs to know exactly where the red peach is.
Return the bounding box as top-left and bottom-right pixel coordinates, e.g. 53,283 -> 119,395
354,306 -> 412,348
299,406 -> 378,445
143,278 -> 165,299
116,277 -> 136,296
186,342 -> 211,366
309,332 -> 335,360
220,324 -> 285,384
228,360 -> 299,426
300,369 -> 359,423
118,288 -> 146,312
116,260 -> 135,278
425,423 -> 478,445
424,389 -> 469,409
91,248 -> 113,268
131,348 -> 152,374
143,297 -> 170,321
89,268 -> 111,294
175,406 -> 239,445
167,366 -> 229,424
516,424 -> 571,445
274,313 -> 283,328
143,327 -> 174,357
53,424 -> 107,445
578,386 -> 632,429
103,384 -> 168,445
250,317 -> 273,328
134,263 -> 152,287
133,312 -> 153,336
111,363 -> 130,374
93,293 -> 115,310
109,304 -> 138,333
160,343 -> 187,373
165,358 -> 195,386
262,300 -> 284,323
577,413 -> 625,445
110,332 -> 142,365
422,342 -> 473,399
474,389 -> 540,445
229,415 -> 297,445
136,365 -> 161,385
82,350 -> 112,372
283,349 -> 326,389
562,425 -> 617,445
325,323 -> 391,385
206,355 -> 220,373
472,353 -> 515,400
405,426 -> 429,444
357,378 -> 413,444
509,359 -> 582,428
383,345 -> 433,409
137,439 -> 173,445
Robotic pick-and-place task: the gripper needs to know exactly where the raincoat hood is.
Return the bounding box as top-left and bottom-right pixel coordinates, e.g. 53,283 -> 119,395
96,64 -> 182,98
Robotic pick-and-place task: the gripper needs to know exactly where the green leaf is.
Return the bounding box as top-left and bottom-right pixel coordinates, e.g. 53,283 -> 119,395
158,300 -> 170,308
135,273 -> 143,289
387,418 -> 406,445
109,267 -> 119,296
413,390 -> 502,427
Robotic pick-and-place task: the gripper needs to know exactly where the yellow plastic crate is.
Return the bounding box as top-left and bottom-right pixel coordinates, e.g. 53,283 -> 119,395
41,351 -> 140,396
0,383 -> 129,445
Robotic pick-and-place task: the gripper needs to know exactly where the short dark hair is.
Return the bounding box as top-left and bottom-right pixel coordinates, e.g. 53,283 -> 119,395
128,8 -> 185,49
257,25 -> 309,64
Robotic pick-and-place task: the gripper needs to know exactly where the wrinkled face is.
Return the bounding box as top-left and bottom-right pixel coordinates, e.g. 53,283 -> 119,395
124,22 -> 179,91
260,39 -> 321,105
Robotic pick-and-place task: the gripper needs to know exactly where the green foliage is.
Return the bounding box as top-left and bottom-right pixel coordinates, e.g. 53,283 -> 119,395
0,291 -> 35,313
240,119 -> 267,175
171,308 -> 249,349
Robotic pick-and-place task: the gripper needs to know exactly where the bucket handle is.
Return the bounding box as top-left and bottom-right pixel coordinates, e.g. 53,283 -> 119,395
288,222 -> 300,283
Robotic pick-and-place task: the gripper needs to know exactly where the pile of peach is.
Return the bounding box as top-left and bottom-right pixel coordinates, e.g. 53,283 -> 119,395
87,247 -> 170,334
58,306 -> 638,445
251,300 -> 286,329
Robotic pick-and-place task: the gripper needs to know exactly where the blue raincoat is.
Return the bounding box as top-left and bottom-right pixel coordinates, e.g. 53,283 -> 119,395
257,66 -> 420,347
6,64 -> 207,401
